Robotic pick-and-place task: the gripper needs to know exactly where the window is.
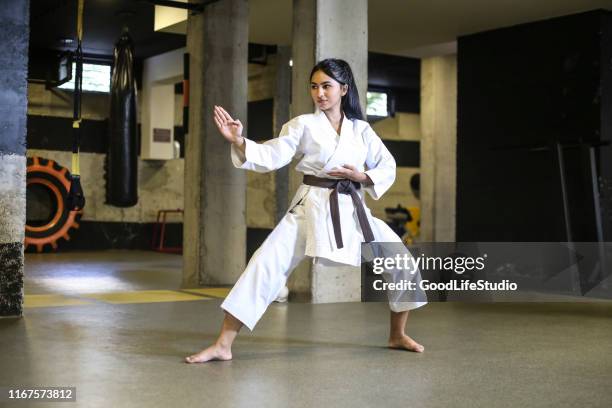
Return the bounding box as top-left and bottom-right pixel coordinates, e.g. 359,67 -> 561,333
366,91 -> 388,117
58,62 -> 111,93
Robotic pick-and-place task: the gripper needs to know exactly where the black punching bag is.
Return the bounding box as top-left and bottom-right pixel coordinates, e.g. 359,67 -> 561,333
106,30 -> 138,207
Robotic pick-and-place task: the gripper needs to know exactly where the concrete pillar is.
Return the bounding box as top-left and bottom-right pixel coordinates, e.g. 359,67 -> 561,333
274,46 -> 292,222
183,0 -> 248,286
287,0 -> 368,303
0,0 -> 29,317
420,55 -> 457,242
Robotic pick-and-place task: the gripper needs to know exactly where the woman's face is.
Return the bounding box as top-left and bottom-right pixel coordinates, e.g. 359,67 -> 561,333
310,70 -> 347,113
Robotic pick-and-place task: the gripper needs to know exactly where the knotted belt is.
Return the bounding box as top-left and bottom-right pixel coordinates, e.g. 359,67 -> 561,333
303,175 -> 375,249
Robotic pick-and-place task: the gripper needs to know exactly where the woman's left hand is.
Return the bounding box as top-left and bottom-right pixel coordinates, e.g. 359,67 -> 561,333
327,164 -> 369,183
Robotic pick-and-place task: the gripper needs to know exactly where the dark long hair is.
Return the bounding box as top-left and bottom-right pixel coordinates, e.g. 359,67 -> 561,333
310,58 -> 364,121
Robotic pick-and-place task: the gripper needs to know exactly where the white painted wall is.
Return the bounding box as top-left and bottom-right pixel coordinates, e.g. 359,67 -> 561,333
141,47 -> 185,160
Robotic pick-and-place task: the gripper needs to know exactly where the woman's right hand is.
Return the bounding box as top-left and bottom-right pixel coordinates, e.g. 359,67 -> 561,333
213,105 -> 244,145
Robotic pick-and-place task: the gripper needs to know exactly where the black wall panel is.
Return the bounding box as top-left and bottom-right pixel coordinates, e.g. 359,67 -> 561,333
247,98 -> 274,141
368,52 -> 420,114
457,9 -> 612,242
27,115 -> 108,153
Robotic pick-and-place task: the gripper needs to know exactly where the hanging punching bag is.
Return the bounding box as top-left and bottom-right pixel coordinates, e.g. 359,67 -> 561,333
106,29 -> 138,207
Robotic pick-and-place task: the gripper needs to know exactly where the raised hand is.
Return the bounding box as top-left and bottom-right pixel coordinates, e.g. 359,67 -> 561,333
213,105 -> 244,144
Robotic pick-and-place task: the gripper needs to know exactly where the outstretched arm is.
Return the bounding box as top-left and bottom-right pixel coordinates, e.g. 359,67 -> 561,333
223,110 -> 304,173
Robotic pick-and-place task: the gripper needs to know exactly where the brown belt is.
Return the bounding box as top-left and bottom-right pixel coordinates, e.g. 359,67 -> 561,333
302,175 -> 375,249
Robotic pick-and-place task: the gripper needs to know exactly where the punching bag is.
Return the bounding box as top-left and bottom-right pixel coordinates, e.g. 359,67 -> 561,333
106,30 -> 138,207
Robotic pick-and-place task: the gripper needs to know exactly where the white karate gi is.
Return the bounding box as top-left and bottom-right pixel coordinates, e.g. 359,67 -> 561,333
221,110 -> 427,331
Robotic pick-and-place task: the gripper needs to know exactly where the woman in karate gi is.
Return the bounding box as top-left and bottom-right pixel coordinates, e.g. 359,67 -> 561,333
185,58 -> 426,364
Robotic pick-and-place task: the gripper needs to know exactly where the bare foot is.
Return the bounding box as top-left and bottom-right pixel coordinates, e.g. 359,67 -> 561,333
185,343 -> 232,363
388,334 -> 425,353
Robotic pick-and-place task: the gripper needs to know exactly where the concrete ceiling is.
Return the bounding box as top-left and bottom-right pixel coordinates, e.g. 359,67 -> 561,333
30,0 -> 612,60
30,0 -> 185,59
250,0 -> 612,57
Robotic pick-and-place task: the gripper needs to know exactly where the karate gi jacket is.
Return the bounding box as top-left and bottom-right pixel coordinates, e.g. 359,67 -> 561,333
231,110 -> 396,267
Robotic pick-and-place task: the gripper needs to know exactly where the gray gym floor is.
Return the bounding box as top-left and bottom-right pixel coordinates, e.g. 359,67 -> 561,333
1,251 -> 611,408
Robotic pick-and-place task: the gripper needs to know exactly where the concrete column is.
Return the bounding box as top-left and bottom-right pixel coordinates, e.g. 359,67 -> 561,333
287,0 -> 368,303
420,55 -> 457,242
183,0 -> 248,286
0,0 -> 29,317
274,46 -> 292,222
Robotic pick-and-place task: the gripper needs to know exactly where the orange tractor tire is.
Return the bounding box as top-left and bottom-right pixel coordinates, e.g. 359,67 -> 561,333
25,156 -> 83,253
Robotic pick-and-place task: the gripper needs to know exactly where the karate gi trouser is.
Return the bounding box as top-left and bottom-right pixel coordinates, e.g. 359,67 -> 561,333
220,201 -> 427,331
